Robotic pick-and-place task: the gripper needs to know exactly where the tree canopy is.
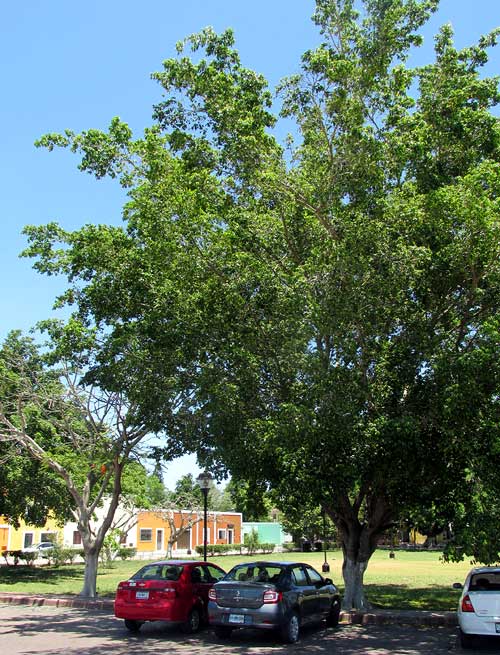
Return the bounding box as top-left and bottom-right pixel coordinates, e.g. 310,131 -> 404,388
0,329 -> 159,596
23,0 -> 500,608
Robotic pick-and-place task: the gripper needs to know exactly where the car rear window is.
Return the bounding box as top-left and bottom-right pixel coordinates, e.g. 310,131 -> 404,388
470,573 -> 500,591
131,564 -> 183,581
226,564 -> 284,583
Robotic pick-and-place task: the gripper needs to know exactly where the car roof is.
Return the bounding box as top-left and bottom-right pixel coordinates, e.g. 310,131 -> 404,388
232,561 -> 305,568
469,566 -> 500,575
140,560 -> 213,567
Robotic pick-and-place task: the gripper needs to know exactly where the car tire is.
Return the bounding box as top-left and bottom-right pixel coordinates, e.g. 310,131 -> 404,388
326,598 -> 341,627
124,619 -> 142,633
182,607 -> 201,634
214,625 -> 233,638
459,629 -> 475,649
281,611 -> 300,644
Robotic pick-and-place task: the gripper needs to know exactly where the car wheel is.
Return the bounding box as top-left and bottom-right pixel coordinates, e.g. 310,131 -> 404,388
214,625 -> 233,638
326,598 -> 341,627
182,607 -> 201,634
281,611 -> 300,644
124,619 -> 142,633
459,629 -> 475,649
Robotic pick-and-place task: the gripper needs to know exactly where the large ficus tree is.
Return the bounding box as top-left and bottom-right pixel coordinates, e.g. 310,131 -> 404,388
24,0 -> 500,608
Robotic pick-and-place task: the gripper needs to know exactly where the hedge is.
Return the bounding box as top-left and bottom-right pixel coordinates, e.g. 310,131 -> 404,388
194,543 -> 276,557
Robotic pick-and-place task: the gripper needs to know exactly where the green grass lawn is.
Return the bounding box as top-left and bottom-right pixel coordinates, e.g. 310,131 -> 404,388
0,549 -> 474,611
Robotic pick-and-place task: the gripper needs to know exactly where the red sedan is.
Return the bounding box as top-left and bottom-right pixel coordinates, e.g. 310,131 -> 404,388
114,560 -> 226,633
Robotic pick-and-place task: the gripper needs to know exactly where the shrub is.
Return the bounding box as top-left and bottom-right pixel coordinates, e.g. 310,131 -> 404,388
4,550 -> 23,566
193,542 -> 279,556
244,528 -> 260,555
40,543 -> 61,566
117,546 -> 137,561
18,551 -> 38,565
59,547 -> 79,564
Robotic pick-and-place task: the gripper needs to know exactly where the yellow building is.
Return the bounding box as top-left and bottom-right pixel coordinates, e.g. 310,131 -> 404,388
0,515 -> 61,552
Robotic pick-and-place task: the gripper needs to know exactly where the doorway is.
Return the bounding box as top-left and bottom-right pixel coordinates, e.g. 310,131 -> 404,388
156,529 -> 164,551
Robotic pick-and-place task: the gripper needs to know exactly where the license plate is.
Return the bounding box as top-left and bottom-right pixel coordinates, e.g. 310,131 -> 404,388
496,624 -> 500,634
228,614 -> 245,624
136,591 -> 149,599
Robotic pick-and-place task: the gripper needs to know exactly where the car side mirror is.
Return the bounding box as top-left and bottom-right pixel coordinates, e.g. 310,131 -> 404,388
452,582 -> 463,590
324,578 -> 333,585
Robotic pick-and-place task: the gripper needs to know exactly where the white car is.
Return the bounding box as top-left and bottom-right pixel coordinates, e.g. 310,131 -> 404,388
22,542 -> 56,554
453,566 -> 500,649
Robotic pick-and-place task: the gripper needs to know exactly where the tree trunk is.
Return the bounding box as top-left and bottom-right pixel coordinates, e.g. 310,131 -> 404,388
325,491 -> 394,610
342,556 -> 370,610
80,548 -> 99,597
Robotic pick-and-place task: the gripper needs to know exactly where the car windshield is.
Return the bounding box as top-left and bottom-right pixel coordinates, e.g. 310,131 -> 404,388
131,564 -> 183,581
225,564 -> 285,583
470,573 -> 500,591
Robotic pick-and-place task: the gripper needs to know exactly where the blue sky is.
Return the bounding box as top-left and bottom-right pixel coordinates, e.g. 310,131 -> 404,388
1,0 -> 499,485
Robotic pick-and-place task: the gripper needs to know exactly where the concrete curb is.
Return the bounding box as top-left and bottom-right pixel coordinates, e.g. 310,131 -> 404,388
340,609 -> 458,627
0,592 -> 114,611
0,593 -> 458,626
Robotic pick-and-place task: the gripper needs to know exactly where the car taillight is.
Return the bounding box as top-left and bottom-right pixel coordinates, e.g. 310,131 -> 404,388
208,588 -> 217,601
462,594 -> 475,613
158,587 -> 177,599
263,590 -> 282,604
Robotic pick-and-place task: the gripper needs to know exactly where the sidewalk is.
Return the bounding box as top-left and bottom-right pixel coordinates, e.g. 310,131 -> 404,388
0,592 -> 458,626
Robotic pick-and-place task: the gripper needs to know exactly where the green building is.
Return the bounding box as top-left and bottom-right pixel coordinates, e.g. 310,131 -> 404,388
242,522 -> 289,546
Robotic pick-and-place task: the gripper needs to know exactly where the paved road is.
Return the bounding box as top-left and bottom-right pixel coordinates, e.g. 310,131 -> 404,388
1,603 -> 499,654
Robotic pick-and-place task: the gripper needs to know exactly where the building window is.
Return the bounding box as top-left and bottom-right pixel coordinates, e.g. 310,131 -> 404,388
72,531 -> 82,545
23,533 -> 34,549
140,529 -> 153,542
218,529 -> 226,540
40,532 -> 56,543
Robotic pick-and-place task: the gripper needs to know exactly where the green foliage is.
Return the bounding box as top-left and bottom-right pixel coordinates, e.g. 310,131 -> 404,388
193,541 -> 275,556
279,503 -> 337,544
17,551 -> 38,566
116,546 -> 137,561
122,463 -> 169,509
100,529 -> 122,566
194,543 -> 237,556
2,550 -> 23,566
22,0 -> 500,608
243,528 -> 260,555
0,332 -> 74,526
225,478 -> 273,521
40,544 -> 80,567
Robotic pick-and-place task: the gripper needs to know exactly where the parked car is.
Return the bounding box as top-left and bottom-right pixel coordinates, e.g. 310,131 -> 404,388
208,560 -> 341,643
453,566 -> 500,649
114,560 -> 226,633
21,541 -> 56,554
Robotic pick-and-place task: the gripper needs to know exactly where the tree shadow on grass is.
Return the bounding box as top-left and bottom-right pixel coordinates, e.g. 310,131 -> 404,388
0,565 -> 84,587
366,583 -> 460,611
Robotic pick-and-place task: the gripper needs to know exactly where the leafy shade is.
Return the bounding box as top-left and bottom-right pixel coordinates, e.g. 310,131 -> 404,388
23,2 -> 500,609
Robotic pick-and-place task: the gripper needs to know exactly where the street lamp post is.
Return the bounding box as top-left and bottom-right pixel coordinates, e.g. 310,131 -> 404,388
322,509 -> 330,573
196,471 -> 212,562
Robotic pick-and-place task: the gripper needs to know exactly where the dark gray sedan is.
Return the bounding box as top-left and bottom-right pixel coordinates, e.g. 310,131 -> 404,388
207,560 -> 341,643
